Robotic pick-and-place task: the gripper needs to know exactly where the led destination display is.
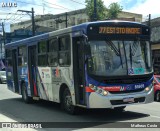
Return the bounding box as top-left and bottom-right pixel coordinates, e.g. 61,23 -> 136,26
99,27 -> 141,34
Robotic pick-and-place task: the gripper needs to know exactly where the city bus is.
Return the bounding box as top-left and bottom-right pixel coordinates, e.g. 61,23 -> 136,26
5,20 -> 154,114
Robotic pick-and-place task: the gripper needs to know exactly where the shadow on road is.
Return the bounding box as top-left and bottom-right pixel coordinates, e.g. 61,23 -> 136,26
0,97 -> 150,129
0,98 -> 152,130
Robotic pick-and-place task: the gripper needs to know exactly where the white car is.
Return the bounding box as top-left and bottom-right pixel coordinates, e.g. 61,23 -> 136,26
0,71 -> 6,84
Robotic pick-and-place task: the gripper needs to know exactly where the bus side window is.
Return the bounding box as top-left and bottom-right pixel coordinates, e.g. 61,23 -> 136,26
38,40 -> 47,66
18,46 -> 27,66
48,38 -> 58,66
59,36 -> 71,66
6,49 -> 12,67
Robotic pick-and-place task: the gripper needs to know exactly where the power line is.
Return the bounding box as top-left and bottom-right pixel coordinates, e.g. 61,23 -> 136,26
8,12 -> 24,24
69,0 -> 86,5
44,0 -> 72,10
0,12 -> 28,15
16,0 -> 69,10
6,11 -> 18,22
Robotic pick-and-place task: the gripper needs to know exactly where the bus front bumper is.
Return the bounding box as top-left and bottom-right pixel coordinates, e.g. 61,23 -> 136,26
88,87 -> 154,108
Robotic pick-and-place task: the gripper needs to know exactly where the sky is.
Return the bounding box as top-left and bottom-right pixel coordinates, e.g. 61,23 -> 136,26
0,0 -> 160,32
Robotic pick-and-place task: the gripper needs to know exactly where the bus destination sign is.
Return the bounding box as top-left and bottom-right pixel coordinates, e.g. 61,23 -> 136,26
99,27 -> 141,35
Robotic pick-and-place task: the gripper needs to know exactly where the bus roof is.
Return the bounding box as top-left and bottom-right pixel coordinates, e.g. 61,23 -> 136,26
5,20 -> 148,49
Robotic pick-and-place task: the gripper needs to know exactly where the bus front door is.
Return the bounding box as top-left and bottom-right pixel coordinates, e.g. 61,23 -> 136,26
28,45 -> 38,97
12,49 -> 19,93
73,38 -> 86,105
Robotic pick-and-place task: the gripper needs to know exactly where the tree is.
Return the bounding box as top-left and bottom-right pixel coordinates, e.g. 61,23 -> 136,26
107,2 -> 123,19
85,0 -> 107,21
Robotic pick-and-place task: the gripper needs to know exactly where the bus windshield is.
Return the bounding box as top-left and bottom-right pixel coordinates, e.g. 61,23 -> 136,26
87,40 -> 152,76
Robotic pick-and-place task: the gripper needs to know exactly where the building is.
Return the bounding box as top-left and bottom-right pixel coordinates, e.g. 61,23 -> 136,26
10,9 -> 142,32
150,17 -> 160,73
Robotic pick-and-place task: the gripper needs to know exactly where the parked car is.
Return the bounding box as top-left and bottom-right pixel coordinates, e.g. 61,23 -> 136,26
0,71 -> 6,84
154,75 -> 160,101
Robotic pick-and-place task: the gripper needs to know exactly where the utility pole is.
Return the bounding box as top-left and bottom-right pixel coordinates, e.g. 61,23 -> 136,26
2,22 -> 5,45
18,8 -> 35,36
31,8 -> 35,36
93,0 -> 97,21
1,22 -> 5,60
55,12 -> 68,28
148,14 -> 151,27
65,12 -> 68,28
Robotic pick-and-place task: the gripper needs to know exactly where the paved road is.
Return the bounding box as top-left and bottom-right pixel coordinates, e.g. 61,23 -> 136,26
0,84 -> 160,131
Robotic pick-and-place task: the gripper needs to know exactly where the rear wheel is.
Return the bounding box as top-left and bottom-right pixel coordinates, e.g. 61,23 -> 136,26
62,88 -> 77,114
0,79 -> 2,84
155,91 -> 160,102
21,83 -> 32,103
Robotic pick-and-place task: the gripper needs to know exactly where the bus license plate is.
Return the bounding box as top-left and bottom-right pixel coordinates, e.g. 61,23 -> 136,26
123,97 -> 134,103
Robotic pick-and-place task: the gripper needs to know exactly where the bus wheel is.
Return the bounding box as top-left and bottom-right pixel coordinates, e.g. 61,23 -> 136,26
21,83 -> 32,103
155,91 -> 160,102
113,106 -> 126,112
62,88 -> 76,114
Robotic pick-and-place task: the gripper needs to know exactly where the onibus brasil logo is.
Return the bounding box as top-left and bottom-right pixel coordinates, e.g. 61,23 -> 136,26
1,2 -> 17,7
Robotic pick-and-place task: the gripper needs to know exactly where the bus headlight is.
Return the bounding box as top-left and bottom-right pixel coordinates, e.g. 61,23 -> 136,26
89,84 -> 108,96
145,84 -> 153,92
145,87 -> 150,92
103,91 -> 108,96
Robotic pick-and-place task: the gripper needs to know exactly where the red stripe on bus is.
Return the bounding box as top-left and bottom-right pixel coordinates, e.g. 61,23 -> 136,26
86,87 -> 95,92
99,86 -> 121,91
33,81 -> 38,96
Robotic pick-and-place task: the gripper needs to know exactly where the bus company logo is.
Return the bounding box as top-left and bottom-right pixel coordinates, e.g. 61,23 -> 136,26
120,86 -> 126,91
53,68 -> 61,77
1,2 -> 17,7
126,85 -> 132,90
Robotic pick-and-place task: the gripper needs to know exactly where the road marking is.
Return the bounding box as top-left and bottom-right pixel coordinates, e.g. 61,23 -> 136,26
150,115 -> 160,119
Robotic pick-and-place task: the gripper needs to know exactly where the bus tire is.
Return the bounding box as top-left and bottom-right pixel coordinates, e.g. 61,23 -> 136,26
0,79 -> 2,84
155,91 -> 160,102
21,83 -> 32,103
113,106 -> 126,112
62,88 -> 77,115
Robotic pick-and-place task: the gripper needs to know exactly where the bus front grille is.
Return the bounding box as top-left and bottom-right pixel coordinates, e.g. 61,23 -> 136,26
110,97 -> 145,105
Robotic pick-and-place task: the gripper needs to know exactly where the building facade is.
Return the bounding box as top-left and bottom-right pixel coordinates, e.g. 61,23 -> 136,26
150,17 -> 160,73
10,9 -> 142,32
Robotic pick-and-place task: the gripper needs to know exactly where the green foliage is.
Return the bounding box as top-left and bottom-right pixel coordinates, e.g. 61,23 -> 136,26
85,0 -> 107,21
107,2 -> 123,19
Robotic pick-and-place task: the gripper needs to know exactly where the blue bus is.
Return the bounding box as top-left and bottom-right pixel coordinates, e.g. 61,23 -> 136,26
5,20 -> 154,114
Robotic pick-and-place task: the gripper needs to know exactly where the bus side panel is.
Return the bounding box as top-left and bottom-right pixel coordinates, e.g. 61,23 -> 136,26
6,67 -> 14,92
36,67 -> 52,101
51,66 -> 75,104
36,66 -> 75,104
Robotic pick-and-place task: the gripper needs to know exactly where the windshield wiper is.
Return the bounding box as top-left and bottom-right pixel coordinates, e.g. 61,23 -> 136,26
118,42 -> 123,68
130,44 -> 133,68
131,40 -> 138,56
106,41 -> 120,56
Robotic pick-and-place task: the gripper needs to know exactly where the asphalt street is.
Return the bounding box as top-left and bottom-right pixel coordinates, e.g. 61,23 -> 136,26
0,84 -> 160,131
